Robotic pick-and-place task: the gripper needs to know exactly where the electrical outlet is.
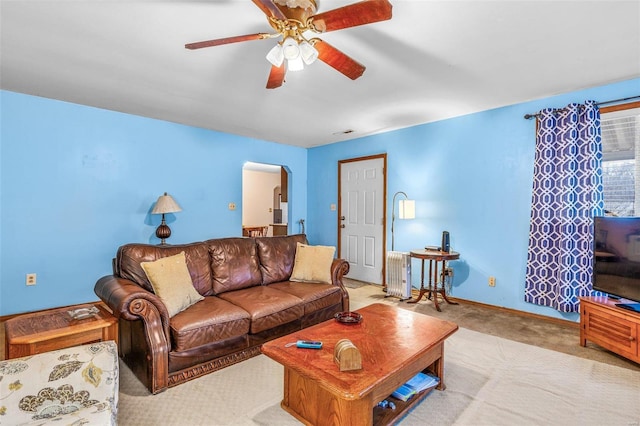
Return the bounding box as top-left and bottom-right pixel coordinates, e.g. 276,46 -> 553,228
26,273 -> 37,286
488,276 -> 496,287
228,202 -> 236,210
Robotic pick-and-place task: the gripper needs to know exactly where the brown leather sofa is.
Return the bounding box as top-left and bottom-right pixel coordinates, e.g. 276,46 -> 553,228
94,234 -> 350,394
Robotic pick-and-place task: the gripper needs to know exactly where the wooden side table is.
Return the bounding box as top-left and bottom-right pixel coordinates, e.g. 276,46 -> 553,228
408,249 -> 460,311
5,303 -> 118,359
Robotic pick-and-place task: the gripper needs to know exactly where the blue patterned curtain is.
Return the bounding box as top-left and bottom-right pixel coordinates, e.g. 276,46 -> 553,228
524,101 -> 604,312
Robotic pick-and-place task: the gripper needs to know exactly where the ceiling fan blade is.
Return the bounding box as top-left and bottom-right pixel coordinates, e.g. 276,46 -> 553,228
313,40 -> 365,80
266,63 -> 286,89
309,0 -> 392,33
185,33 -> 271,50
252,0 -> 288,21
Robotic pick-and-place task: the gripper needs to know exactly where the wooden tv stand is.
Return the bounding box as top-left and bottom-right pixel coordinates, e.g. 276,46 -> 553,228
579,296 -> 639,364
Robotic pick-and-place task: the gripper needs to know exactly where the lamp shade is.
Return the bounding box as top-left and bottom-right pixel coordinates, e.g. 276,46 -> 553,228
281,37 -> 300,60
152,192 -> 182,215
299,40 -> 318,65
398,199 -> 415,219
287,55 -> 304,72
266,43 -> 284,67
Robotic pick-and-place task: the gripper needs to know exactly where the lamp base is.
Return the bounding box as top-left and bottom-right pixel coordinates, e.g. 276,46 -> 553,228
156,215 -> 171,245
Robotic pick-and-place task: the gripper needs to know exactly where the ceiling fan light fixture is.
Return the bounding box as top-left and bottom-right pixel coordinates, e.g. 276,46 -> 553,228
266,43 -> 284,67
287,55 -> 304,72
299,40 -> 318,65
282,37 -> 301,60
186,0 -> 393,89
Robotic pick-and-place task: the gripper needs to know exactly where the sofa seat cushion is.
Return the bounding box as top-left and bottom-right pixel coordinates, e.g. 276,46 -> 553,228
268,282 -> 343,315
218,286 -> 304,334
170,296 -> 251,352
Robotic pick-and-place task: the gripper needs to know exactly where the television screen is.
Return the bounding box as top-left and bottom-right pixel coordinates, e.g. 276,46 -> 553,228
593,216 -> 640,304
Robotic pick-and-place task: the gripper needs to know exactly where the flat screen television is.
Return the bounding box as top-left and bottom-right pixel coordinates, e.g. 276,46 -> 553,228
593,216 -> 640,312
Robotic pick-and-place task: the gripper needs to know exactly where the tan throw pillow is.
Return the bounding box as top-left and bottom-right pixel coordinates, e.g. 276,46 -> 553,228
141,251 -> 204,317
290,242 -> 335,284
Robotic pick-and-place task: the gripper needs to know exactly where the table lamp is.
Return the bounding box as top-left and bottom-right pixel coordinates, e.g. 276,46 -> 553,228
151,192 -> 182,245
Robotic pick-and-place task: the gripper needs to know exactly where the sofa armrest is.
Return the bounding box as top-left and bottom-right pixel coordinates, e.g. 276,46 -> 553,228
95,275 -> 168,322
95,275 -> 171,393
331,258 -> 350,311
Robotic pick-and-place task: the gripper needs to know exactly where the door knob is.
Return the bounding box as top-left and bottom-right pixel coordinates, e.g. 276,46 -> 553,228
340,216 -> 345,220
341,224 -> 345,228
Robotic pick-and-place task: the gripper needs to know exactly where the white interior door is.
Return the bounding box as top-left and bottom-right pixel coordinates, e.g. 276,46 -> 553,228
339,156 -> 385,284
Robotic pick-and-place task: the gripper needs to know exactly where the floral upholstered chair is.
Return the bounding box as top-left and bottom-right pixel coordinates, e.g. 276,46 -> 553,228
0,340 -> 118,425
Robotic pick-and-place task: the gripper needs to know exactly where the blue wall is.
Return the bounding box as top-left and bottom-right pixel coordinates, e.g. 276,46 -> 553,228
0,91 -> 307,315
2,78 -> 639,319
307,77 -> 640,322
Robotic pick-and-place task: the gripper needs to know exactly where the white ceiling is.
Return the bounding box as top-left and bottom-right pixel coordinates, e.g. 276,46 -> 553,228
2,0 -> 639,148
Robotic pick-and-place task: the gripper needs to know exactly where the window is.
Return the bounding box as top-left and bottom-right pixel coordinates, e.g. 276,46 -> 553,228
600,102 -> 640,217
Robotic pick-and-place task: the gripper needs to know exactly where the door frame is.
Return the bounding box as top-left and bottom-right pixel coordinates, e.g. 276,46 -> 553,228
337,153 -> 388,285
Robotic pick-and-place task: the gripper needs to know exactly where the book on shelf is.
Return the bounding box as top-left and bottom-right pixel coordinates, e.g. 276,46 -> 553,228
391,372 -> 440,402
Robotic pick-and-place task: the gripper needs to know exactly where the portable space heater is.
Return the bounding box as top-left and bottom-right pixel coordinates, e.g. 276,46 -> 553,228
386,251 -> 412,300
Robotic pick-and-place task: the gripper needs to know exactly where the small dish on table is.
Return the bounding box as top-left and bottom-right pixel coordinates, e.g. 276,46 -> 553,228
334,311 -> 363,324
68,306 -> 100,320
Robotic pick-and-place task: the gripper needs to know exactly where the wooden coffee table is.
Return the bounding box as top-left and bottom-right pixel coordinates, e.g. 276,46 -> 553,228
261,303 -> 458,426
5,303 -> 118,359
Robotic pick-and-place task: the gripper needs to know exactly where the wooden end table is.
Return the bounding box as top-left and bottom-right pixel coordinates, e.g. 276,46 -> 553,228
5,303 -> 118,359
408,249 -> 460,311
261,303 -> 458,426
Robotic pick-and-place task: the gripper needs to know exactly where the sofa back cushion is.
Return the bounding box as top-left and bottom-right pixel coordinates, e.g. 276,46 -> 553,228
206,237 -> 262,294
256,234 -> 308,284
116,242 -> 214,296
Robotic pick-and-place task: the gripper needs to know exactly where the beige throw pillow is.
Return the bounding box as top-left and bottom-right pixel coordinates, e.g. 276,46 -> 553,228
290,242 -> 335,284
141,251 -> 204,317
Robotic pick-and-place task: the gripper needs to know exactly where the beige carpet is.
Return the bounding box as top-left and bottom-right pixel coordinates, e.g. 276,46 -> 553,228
118,297 -> 640,425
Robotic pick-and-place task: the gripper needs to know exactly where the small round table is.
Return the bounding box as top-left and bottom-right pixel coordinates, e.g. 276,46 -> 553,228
408,249 -> 460,311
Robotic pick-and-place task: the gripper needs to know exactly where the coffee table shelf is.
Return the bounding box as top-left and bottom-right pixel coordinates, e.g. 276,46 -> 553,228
373,380 -> 439,425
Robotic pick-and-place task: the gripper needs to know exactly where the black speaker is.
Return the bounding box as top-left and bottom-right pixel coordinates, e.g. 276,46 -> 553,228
441,231 -> 450,253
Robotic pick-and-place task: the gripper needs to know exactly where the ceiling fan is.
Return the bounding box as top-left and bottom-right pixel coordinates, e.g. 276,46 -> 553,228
185,0 -> 393,89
